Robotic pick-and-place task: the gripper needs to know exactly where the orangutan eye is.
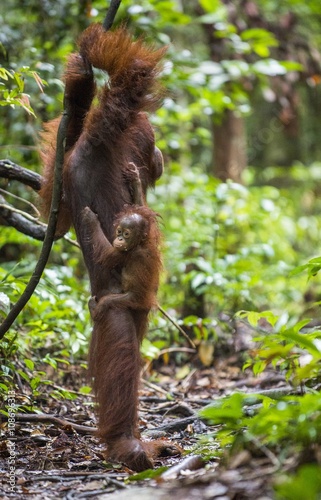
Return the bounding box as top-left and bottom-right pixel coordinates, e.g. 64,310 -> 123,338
123,229 -> 131,238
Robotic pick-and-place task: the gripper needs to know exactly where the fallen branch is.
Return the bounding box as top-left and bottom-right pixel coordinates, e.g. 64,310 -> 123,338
160,455 -> 205,480
0,194 -> 47,240
0,195 -> 79,246
0,159 -> 42,190
0,160 -> 49,240
5,412 -> 96,435
7,410 -> 194,438
146,416 -> 200,434
25,471 -> 127,480
22,471 -> 128,491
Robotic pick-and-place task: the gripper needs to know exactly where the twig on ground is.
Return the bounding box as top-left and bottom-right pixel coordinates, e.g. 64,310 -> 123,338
143,379 -> 172,396
5,412 -> 96,435
146,416 -> 200,434
248,435 -> 281,468
160,455 -> 205,480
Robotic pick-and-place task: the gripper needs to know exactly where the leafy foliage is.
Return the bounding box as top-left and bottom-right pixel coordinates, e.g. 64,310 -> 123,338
0,66 -> 45,115
200,389 -> 321,457
200,387 -> 321,496
275,464 -> 321,500
0,234 -> 91,404
1,0 -> 321,492
150,164 -> 321,324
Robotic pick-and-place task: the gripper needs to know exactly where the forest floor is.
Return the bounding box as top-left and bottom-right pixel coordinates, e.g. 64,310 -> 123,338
0,328 -> 295,500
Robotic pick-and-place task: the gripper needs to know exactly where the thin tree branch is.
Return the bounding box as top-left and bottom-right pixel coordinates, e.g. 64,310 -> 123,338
0,187 -> 41,217
158,305 -> 197,350
0,2 -> 122,338
103,0 -> 122,31
0,202 -> 42,222
0,105 -> 69,339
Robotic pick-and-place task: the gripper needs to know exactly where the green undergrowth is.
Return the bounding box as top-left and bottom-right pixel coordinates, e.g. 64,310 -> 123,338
1,165 -> 321,495
199,307 -> 321,498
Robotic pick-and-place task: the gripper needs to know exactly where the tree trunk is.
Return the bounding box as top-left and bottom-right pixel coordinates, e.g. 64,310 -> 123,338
212,110 -> 247,183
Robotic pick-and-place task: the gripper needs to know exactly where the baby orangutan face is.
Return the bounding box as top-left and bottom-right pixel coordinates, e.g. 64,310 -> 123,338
113,213 -> 148,252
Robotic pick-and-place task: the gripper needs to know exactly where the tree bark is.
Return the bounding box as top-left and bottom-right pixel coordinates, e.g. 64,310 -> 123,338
212,110 -> 247,183
0,160 -> 41,190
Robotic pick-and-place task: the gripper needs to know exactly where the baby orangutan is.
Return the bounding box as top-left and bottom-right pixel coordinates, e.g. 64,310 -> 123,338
83,203 -> 162,327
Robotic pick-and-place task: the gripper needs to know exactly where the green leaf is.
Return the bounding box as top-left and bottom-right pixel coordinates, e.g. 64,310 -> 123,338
199,0 -> 221,13
79,385 -> 92,395
30,376 -> 41,390
24,359 -> 34,371
281,331 -> 320,353
128,466 -> 168,481
141,338 -> 160,360
200,393 -> 245,424
275,464 -> 321,500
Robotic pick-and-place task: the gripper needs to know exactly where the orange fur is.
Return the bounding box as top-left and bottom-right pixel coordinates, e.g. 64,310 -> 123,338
83,205 -> 180,471
39,24 -> 165,240
83,205 -> 162,338
38,25 -> 179,471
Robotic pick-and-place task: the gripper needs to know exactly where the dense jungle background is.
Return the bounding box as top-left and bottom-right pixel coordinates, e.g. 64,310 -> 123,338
1,0 -> 321,498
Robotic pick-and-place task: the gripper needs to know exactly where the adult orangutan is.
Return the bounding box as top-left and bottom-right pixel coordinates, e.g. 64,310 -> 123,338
39,24 -> 180,470
82,196 -> 168,471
